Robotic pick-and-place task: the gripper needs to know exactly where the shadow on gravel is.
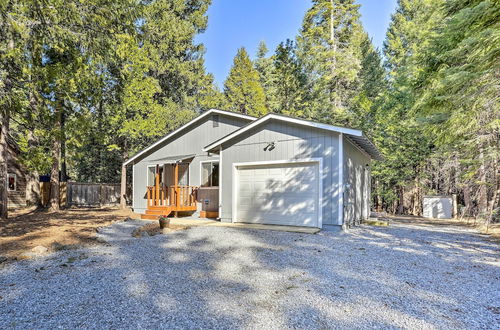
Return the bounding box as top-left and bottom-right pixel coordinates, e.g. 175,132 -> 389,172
1,220 -> 499,328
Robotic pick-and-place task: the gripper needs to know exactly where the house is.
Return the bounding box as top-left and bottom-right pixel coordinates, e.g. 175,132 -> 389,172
1,132 -> 28,210
124,109 -> 382,229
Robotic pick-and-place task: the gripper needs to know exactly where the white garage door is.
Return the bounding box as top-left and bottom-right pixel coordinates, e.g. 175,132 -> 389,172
235,162 -> 319,227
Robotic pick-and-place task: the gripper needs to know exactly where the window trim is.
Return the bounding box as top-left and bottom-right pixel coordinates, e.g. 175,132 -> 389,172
7,173 -> 16,191
200,160 -> 219,187
147,165 -> 156,187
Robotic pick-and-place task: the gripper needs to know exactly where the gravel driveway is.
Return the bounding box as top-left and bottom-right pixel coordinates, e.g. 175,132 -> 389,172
1,219 -> 499,329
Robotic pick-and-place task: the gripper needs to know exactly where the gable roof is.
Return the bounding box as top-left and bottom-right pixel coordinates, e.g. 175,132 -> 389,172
123,109 -> 256,166
203,113 -> 383,160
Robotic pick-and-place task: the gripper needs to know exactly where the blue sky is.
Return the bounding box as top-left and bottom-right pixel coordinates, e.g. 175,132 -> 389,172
197,0 -> 398,88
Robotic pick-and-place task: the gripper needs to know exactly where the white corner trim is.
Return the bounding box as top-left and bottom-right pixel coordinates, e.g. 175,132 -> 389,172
231,158 -> 323,229
218,146 -> 223,218
132,163 -> 136,210
338,133 -> 344,226
124,109 -> 255,166
203,113 -> 362,152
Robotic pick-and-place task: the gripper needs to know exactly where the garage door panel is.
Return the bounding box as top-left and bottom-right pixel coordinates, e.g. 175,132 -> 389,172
235,162 -> 319,227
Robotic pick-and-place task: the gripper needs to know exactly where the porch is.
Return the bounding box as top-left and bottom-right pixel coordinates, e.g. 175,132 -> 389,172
141,161 -> 198,220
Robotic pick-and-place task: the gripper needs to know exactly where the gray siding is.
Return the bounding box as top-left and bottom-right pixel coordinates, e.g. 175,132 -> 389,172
343,137 -> 371,226
220,120 -> 342,226
132,115 -> 251,213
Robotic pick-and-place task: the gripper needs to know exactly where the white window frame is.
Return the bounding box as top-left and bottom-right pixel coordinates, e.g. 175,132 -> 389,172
7,173 -> 16,191
200,160 -> 219,187
147,165 -> 156,187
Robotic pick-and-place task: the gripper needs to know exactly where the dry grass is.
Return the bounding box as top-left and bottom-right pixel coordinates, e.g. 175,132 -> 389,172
0,207 -> 135,260
387,215 -> 500,241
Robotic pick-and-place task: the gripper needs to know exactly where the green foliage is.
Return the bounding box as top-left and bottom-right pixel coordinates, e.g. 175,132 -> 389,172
351,33 -> 387,134
296,0 -> 365,125
224,47 -> 268,116
273,39 -> 307,117
254,41 -> 279,113
1,0 -> 218,184
413,0 -> 499,217
369,0 -> 444,211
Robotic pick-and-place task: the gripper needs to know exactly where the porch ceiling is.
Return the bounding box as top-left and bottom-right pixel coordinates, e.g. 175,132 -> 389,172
148,154 -> 196,164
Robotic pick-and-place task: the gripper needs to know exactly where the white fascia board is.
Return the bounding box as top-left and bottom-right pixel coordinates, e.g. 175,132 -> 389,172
203,114 -> 362,152
208,109 -> 256,121
123,109 -> 256,166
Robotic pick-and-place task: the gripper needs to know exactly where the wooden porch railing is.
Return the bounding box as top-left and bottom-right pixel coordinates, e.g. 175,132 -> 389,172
146,185 -> 198,211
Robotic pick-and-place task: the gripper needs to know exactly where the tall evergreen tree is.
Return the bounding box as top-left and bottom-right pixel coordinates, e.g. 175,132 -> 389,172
414,0 -> 499,220
224,47 -> 267,116
254,41 -> 278,112
296,0 -> 365,125
371,0 -> 443,213
273,39 -> 306,117
351,33 -> 386,134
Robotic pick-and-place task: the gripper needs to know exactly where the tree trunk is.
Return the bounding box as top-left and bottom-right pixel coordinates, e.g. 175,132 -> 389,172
477,144 -> 488,218
120,139 -> 129,209
329,0 -> 340,110
49,138 -> 60,211
463,184 -> 471,219
25,21 -> 42,207
26,130 -> 41,206
397,186 -> 404,214
487,147 -> 499,224
0,110 -> 9,219
120,164 -> 127,209
26,84 -> 41,206
60,108 -> 67,182
50,102 -> 62,211
0,19 -> 14,219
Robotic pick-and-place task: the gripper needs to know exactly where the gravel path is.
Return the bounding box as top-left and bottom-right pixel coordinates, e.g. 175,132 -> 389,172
1,219 -> 499,329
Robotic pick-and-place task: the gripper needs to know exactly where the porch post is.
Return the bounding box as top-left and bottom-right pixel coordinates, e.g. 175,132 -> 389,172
174,163 -> 179,217
155,164 -> 160,206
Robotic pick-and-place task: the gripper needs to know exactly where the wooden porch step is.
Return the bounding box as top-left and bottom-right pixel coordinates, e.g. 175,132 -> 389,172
147,206 -> 173,210
142,206 -> 172,220
145,209 -> 171,215
140,214 -> 160,220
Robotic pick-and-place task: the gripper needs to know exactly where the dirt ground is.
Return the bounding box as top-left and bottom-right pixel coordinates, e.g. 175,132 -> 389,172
0,207 -> 136,259
385,214 -> 500,240
1,208 -> 497,260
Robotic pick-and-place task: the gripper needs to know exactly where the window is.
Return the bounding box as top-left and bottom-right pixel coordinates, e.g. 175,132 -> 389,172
212,115 -> 219,127
147,166 -> 155,186
7,173 -> 16,191
201,161 -> 219,187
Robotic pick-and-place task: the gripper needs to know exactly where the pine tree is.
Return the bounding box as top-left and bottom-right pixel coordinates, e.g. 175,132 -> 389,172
351,34 -> 386,134
273,39 -> 306,117
254,41 -> 278,112
224,47 -> 268,116
0,0 -> 27,217
371,0 -> 444,213
296,0 -> 365,125
414,0 -> 500,220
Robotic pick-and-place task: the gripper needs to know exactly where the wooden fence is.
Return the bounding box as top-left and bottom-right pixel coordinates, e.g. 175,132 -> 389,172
41,182 -> 131,207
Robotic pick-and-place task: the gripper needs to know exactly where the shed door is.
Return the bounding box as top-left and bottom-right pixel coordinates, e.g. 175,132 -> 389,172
235,162 -> 319,227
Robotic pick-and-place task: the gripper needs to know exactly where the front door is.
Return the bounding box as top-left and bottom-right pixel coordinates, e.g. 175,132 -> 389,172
161,163 -> 189,187
178,163 -> 189,185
